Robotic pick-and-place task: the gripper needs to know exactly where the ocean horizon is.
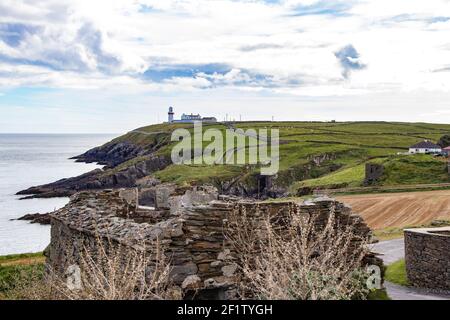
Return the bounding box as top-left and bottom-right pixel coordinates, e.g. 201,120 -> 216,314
0,133 -> 116,255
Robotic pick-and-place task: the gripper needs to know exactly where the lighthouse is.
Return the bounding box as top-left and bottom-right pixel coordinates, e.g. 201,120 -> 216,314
166,107 -> 217,123
168,106 -> 174,123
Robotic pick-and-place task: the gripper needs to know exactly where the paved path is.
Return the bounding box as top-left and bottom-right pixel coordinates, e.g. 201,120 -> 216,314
371,239 -> 450,300
371,238 -> 405,265
384,282 -> 450,300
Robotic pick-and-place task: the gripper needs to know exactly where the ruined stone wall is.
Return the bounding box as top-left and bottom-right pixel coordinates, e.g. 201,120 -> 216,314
47,191 -> 237,299
47,190 -> 160,274
234,198 -> 380,267
364,163 -> 384,185
405,227 -> 450,292
47,188 -> 381,299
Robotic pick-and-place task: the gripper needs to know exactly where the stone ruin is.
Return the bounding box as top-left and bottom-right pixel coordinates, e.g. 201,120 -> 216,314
364,163 -> 384,185
405,227 -> 450,293
46,184 -> 382,300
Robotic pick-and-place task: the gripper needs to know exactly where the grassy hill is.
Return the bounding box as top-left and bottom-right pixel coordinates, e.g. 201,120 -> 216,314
295,154 -> 449,191
20,121 -> 450,199
105,121 -> 450,195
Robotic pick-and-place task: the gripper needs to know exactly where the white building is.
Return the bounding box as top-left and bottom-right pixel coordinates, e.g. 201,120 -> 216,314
408,140 -> 442,154
167,107 -> 217,123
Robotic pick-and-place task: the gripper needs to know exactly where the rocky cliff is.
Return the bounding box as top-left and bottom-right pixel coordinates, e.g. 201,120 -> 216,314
17,155 -> 171,199
71,141 -> 144,167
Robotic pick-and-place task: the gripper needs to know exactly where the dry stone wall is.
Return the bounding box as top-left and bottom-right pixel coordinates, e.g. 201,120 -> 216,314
405,227 -> 450,292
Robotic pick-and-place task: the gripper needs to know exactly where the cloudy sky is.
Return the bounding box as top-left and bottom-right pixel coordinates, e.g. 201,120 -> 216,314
1,0 -> 450,133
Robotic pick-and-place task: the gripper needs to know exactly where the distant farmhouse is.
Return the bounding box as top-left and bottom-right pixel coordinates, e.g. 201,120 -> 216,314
167,107 -> 217,123
409,140 -> 442,154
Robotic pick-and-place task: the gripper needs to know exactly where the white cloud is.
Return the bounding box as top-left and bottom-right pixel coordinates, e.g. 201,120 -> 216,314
0,0 -> 449,96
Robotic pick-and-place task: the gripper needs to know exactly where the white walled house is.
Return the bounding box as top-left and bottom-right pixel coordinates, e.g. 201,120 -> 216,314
408,140 -> 442,154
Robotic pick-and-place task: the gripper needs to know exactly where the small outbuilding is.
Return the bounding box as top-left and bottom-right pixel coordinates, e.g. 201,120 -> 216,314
408,140 -> 442,154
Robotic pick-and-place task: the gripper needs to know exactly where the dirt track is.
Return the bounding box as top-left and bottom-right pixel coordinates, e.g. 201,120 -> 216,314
336,190 -> 450,230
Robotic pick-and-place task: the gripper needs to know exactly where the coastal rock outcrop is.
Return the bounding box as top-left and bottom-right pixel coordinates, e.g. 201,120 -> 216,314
15,212 -> 52,225
17,155 -> 171,199
71,141 -> 144,167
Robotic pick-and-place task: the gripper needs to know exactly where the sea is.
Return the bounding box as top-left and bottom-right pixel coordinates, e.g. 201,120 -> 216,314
0,134 -> 116,256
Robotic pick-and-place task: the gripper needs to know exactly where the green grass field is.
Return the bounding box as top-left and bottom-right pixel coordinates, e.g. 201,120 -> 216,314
373,220 -> 450,241
95,121 -> 450,192
0,253 -> 45,299
295,154 -> 449,191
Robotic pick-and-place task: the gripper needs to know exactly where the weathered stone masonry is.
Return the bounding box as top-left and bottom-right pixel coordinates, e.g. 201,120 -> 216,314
405,227 -> 450,292
47,186 -> 382,299
364,163 -> 384,185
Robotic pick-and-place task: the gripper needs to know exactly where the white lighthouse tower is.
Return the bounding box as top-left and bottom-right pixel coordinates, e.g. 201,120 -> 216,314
168,106 -> 174,123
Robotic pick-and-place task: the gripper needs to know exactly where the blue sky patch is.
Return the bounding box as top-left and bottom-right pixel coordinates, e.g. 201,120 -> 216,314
334,45 -> 366,78
0,53 -> 61,71
0,23 -> 38,47
143,63 -> 233,82
429,16 -> 450,23
138,4 -> 161,14
289,1 -> 353,17
142,62 -> 279,88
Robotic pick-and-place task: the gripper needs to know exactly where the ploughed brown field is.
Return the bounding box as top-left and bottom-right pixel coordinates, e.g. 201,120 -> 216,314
336,190 -> 450,230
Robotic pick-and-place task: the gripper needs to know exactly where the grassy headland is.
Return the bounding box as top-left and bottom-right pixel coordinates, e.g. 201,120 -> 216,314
111,121 -> 450,192
19,121 -> 450,200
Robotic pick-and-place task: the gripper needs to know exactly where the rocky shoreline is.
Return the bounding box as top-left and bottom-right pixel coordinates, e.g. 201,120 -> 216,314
14,212 -> 52,225
16,137 -> 172,199
13,140 -> 150,224
69,141 -> 144,167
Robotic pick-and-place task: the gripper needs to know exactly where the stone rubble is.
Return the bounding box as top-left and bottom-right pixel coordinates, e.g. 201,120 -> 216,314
46,185 -> 382,299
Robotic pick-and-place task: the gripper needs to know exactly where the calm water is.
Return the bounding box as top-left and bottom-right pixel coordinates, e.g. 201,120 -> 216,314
0,134 -> 116,256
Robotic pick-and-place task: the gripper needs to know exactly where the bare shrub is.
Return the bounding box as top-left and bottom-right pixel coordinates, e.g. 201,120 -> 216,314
5,234 -> 178,300
52,235 -> 176,300
225,203 -> 371,300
